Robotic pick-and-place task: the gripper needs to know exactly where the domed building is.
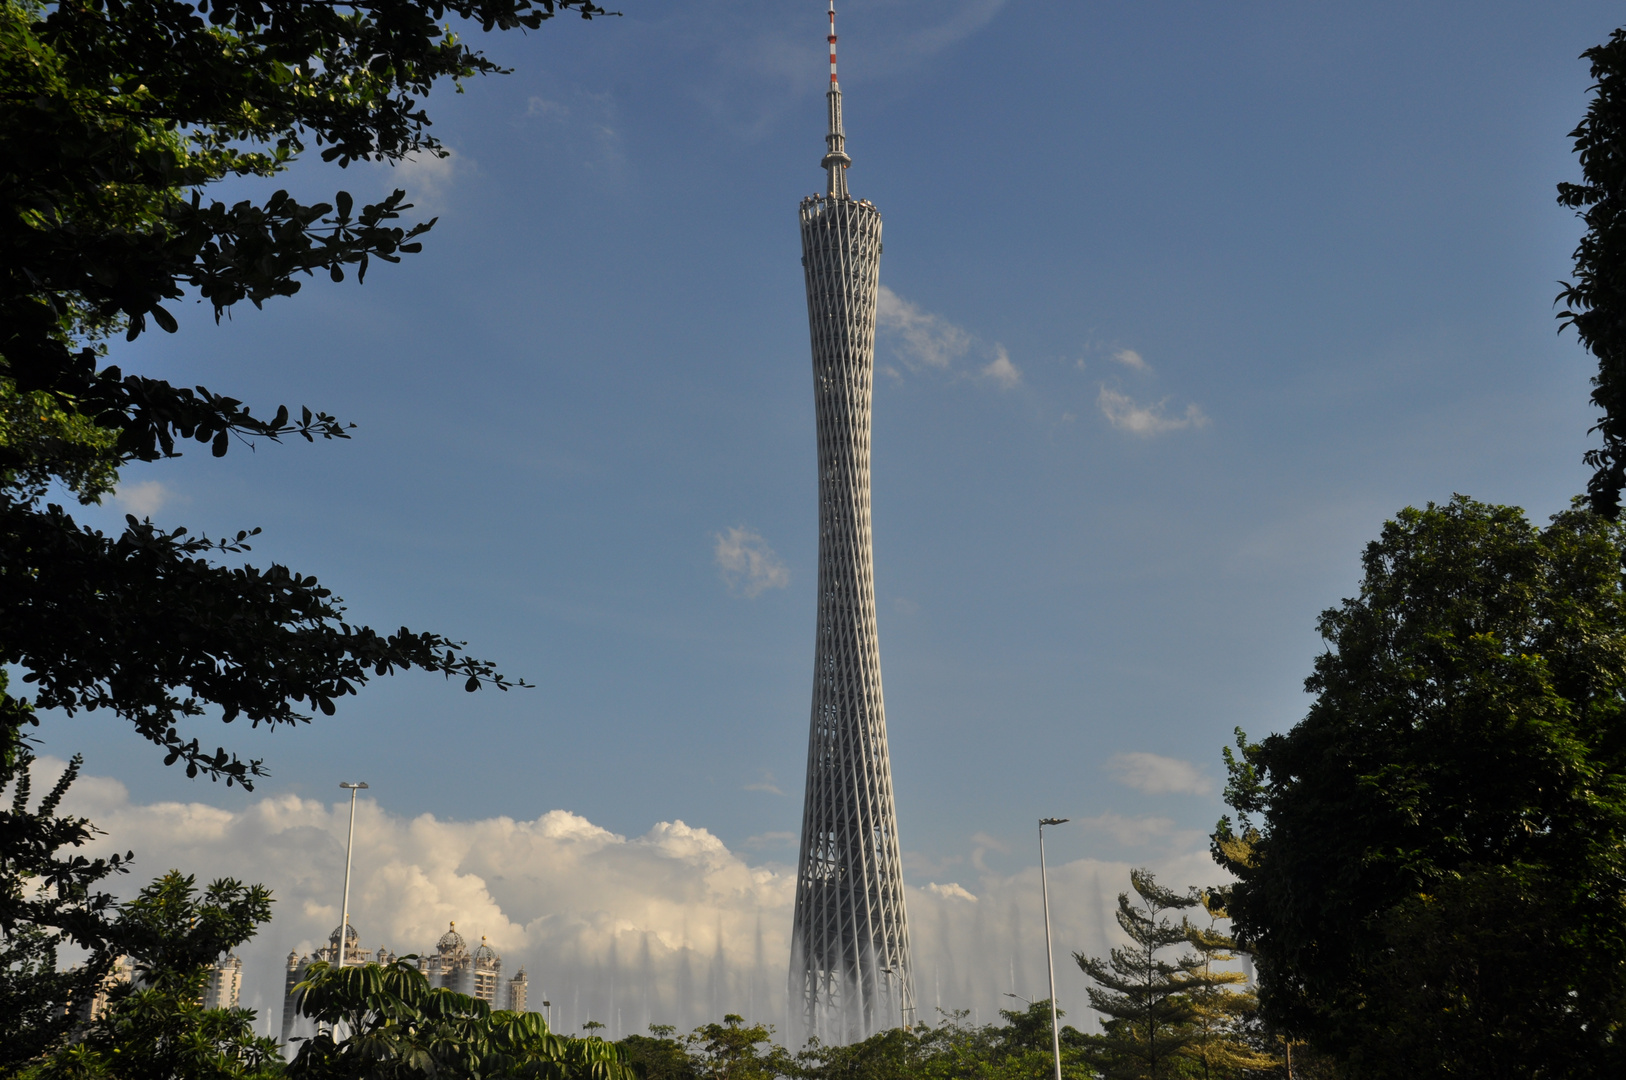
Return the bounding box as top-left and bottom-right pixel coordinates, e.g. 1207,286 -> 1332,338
472,937 -> 502,1005
280,920 -> 533,1050
279,923 -> 396,1044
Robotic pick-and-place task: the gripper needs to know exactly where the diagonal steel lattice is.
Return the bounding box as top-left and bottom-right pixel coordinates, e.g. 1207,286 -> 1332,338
789,0 -> 914,1045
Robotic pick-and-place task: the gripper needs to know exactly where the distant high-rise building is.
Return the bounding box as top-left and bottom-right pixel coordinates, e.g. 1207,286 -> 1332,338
788,0 -> 914,1046
281,924 -> 395,1044
472,936 -> 502,1005
201,953 -> 242,1010
508,967 -> 529,1013
80,955 -> 133,1021
422,922 -> 473,994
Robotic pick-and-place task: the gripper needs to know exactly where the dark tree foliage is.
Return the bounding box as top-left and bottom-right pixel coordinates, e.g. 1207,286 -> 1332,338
617,1005 -> 1094,1080
1559,27 -> 1626,517
0,679 -> 129,1074
25,872 -> 284,1080
287,959 -> 637,1080
1,0 -> 609,785
1214,497 -> 1626,1079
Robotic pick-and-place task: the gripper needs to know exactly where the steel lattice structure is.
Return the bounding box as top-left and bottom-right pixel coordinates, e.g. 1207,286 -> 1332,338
789,1 -> 914,1045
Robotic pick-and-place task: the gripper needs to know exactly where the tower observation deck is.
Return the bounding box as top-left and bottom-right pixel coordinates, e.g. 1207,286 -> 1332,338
789,0 -> 914,1044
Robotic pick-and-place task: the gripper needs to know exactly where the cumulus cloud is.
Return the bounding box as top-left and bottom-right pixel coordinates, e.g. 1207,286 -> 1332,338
1106,752 -> 1215,796
980,346 -> 1021,389
38,758 -> 1220,1038
1110,349 -> 1151,373
875,285 -> 971,371
713,527 -> 790,598
924,882 -> 978,903
1097,387 -> 1209,436
112,480 -> 178,518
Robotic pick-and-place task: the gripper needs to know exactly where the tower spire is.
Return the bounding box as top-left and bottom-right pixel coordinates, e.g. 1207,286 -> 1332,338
822,0 -> 851,198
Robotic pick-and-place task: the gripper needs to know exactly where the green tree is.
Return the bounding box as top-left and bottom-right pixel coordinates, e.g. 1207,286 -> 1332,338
1182,890 -> 1275,1080
24,871 -> 282,1080
288,959 -> 636,1080
1,0 -> 611,789
685,1015 -> 792,1080
1075,870 -> 1201,1080
0,684 -> 128,1075
1214,497 -> 1626,1078
618,1025 -> 701,1080
1559,26 -> 1626,516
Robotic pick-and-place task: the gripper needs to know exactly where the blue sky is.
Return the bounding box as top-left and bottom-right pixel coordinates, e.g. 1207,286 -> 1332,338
34,0 -> 1625,1024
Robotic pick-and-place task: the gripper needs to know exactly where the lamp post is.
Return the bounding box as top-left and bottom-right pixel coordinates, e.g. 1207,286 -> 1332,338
1039,817 -> 1070,1080
336,782 -> 368,970
881,966 -> 906,1031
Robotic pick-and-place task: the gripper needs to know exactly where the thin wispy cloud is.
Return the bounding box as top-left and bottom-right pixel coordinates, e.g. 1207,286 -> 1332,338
876,286 -> 1026,391
743,770 -> 785,796
1097,387 -> 1209,436
525,97 -> 569,120
1107,752 -> 1216,796
981,345 -> 1022,389
713,526 -> 790,598
902,0 -> 1009,60
1110,348 -> 1151,373
113,480 -> 179,518
876,285 -> 970,371
1075,811 -> 1182,848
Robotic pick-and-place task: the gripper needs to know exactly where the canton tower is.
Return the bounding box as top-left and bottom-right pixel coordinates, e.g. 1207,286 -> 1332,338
789,0 -> 914,1044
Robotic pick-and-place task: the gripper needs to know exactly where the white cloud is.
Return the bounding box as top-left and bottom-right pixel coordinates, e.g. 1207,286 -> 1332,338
924,882 -> 978,903
980,346 -> 1022,389
1106,752 -> 1215,796
376,150 -> 463,217
37,757 -> 1221,1038
113,480 -> 178,518
713,527 -> 790,598
1073,812 -> 1182,848
875,285 -> 971,371
901,0 -> 1009,60
526,97 -> 570,120
1097,387 -> 1209,436
743,771 -> 784,796
1110,348 -> 1151,373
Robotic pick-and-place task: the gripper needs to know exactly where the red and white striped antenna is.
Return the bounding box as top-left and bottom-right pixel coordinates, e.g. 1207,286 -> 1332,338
821,0 -> 851,197
828,0 -> 839,87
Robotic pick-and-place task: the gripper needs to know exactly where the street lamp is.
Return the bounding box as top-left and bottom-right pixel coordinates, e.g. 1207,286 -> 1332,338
1039,817 -> 1070,1080
881,966 -> 906,1031
336,782 -> 369,970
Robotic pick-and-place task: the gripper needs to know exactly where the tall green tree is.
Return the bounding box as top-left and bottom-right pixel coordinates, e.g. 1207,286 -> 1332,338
1,0 -> 610,788
0,684 -> 128,1075
1559,27 -> 1626,516
1182,890 -> 1275,1080
1075,870 -> 1201,1080
23,871 -> 282,1080
1214,496 -> 1626,1078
